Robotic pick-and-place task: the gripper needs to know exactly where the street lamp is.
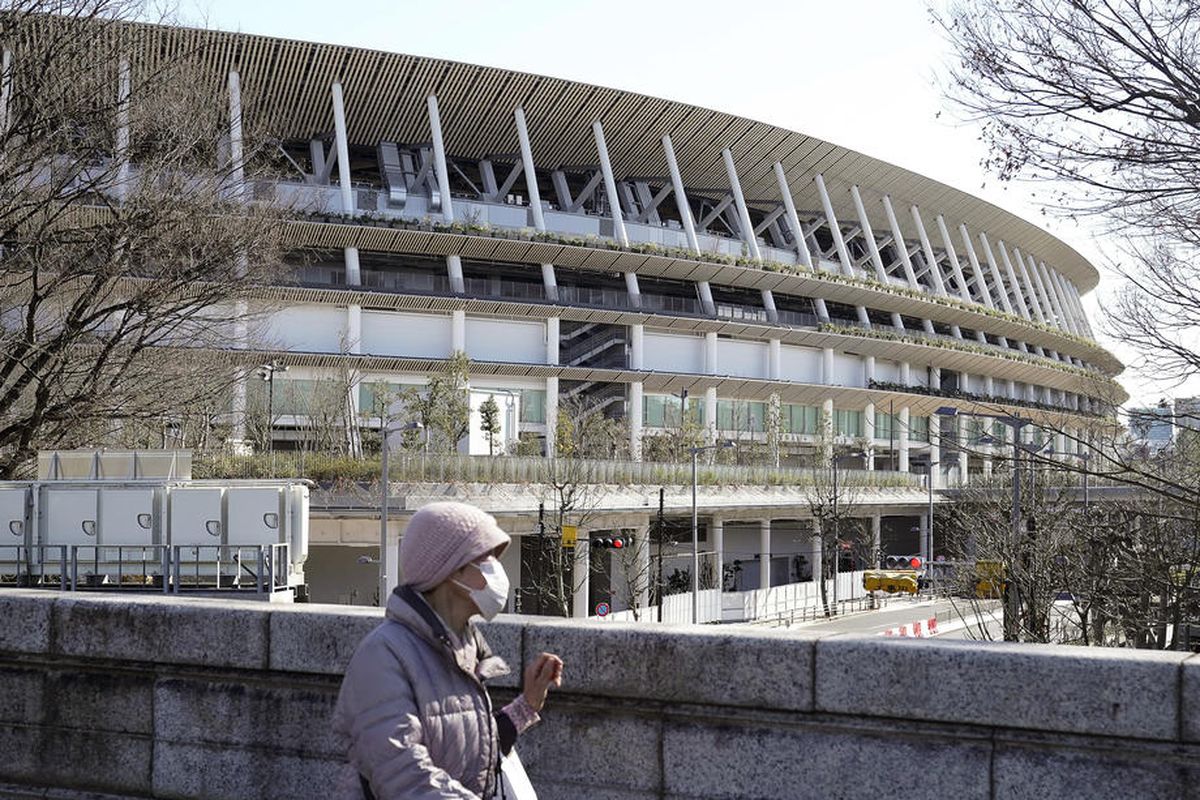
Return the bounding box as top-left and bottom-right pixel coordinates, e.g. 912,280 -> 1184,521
257,359 -> 288,473
689,439 -> 733,623
380,419 -> 422,606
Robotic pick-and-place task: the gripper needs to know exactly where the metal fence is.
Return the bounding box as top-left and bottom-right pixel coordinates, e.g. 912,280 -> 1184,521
0,543 -> 290,595
192,451 -> 923,488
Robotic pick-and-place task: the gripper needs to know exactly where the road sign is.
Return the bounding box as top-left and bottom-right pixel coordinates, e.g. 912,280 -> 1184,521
595,601 -> 610,617
560,524 -> 578,547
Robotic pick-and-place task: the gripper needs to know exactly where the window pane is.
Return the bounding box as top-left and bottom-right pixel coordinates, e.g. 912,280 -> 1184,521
519,389 -> 546,424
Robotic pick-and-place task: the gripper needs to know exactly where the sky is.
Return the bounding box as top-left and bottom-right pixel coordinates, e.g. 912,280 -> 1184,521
184,0 -> 1186,407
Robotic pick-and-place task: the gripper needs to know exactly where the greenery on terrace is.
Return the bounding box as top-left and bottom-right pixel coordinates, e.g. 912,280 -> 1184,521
290,207 -> 1106,357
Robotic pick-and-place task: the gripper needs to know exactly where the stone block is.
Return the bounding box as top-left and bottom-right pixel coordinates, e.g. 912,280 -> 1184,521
993,735 -> 1185,799
0,591 -> 54,654
816,636 -> 1185,740
1182,653 -> 1200,743
154,677 -> 341,758
52,593 -> 269,670
268,603 -> 382,675
523,619 -> 815,711
44,668 -> 153,735
519,703 -> 661,795
477,615 -> 524,689
151,741 -> 347,800
662,717 -> 991,800
0,667 -> 45,725
37,726 -> 152,796
0,723 -> 42,784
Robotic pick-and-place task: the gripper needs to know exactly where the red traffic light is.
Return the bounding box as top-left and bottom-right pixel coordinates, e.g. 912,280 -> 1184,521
909,557 -> 922,570
612,538 -> 624,549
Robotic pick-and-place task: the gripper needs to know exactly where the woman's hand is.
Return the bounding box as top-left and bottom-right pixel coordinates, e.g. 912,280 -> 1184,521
522,652 -> 563,713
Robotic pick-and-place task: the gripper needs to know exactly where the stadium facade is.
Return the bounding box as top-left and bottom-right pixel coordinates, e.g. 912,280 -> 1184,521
95,24 -> 1127,612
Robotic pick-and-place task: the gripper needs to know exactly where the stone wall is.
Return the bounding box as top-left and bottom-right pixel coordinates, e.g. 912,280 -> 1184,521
0,589 -> 1197,799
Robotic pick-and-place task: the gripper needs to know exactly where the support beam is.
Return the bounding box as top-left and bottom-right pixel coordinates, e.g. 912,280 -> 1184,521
628,381 -> 643,461
545,376 -> 559,458
996,240 -> 1033,319
814,174 -> 854,277
910,205 -> 948,296
881,195 -> 920,289
331,82 -> 355,214
722,148 -> 761,261
774,162 -> 813,269
116,58 -> 132,199
662,135 -> 699,252
1011,246 -> 1047,323
976,232 -> 1014,314
850,186 -> 889,283
513,108 -> 544,231
958,223 -> 995,309
426,95 -> 454,223
935,215 -> 972,302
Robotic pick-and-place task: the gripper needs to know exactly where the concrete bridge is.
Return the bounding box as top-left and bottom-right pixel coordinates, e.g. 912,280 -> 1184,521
0,590 -> 1197,799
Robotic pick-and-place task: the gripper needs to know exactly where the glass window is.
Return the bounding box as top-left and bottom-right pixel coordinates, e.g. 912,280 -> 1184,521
874,411 -> 894,440
834,409 -> 862,438
358,381 -> 420,419
519,389 -> 546,424
716,400 -> 767,433
782,404 -> 819,435
908,416 -> 929,443
644,395 -> 704,428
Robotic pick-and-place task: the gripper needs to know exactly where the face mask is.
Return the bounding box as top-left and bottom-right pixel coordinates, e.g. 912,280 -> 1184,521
454,556 -> 510,620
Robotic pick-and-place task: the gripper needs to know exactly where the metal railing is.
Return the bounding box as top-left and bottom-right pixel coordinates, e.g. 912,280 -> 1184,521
0,543 -> 290,595
750,593 -> 893,627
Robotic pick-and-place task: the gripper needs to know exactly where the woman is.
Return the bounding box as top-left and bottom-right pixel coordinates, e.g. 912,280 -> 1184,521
334,501 -> 564,799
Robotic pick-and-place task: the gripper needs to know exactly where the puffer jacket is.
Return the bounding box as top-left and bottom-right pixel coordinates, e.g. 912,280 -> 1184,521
333,586 -> 511,799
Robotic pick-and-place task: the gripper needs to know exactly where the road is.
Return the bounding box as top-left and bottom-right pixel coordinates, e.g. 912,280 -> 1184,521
765,596 -> 1003,639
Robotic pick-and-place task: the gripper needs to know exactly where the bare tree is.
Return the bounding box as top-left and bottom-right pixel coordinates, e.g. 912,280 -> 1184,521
0,2 -> 285,477
802,421 -> 866,616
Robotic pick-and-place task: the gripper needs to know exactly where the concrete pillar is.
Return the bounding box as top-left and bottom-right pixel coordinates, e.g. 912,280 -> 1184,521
344,247 -> 361,286
446,254 -> 465,294
863,401 -> 876,470
593,122 -> 628,246
629,381 -> 643,461
881,195 -> 920,289
426,95 -> 454,223
331,82 -> 355,215
814,174 -> 854,277
572,542 -> 590,618
630,324 -> 644,370
697,280 -> 715,315
514,107 -> 545,232
898,405 -> 910,472
929,414 -> 942,489
662,135 -> 700,253
822,398 -> 834,462
822,348 -> 835,385
704,332 -> 718,374
759,519 -> 772,590
899,361 -> 911,386
705,387 -> 718,444
810,520 -> 823,587
768,339 -> 781,381
451,310 -> 465,354
711,516 -> 724,595
774,161 -> 813,269
541,263 -> 558,302
544,376 -> 559,457
864,355 -> 876,386
723,148 -> 761,261
545,317 -> 560,365
870,515 -> 882,568
850,185 -> 890,284
625,271 -> 642,309
957,414 -> 969,484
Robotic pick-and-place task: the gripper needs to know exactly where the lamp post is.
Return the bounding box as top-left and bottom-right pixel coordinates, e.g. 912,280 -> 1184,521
380,419 -> 422,606
690,439 -> 732,623
257,359 -> 288,472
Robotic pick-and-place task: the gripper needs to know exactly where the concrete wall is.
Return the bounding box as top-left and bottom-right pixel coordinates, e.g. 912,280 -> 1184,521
1,589 -> 1198,800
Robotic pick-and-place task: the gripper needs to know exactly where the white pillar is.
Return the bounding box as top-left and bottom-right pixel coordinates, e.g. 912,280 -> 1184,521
451,309 -> 465,353
704,332 -> 718,374
514,107 -> 545,232
592,121 -> 628,246
663,135 -> 700,253
911,205 -> 948,296
630,324 -> 644,370
426,95 -> 454,223
863,401 -> 876,470
625,271 -> 642,309
882,195 -> 920,289
696,280 -> 715,315
935,215 -> 972,302
705,387 -> 718,444
997,241 -> 1033,319
331,82 -> 355,215
544,376 -> 559,457
958,224 -> 995,309
822,348 -> 835,385
723,148 -> 761,261
711,517 -> 724,594
546,317 -> 560,365
1011,246 -> 1047,323
759,519 -> 772,590
957,414 -> 969,484
0,48 -> 12,136
810,521 -> 823,588
898,405 -> 910,472
1026,254 -> 1059,327
446,255 -> 465,294
899,361 -> 911,386
978,232 -> 1015,314
768,339 -> 781,381
223,67 -> 243,202
346,305 -> 362,355
774,161 -> 813,268
870,515 -> 881,568
629,381 -> 643,461
850,185 -> 889,283
929,413 -> 942,489
344,247 -> 361,286
814,174 -> 854,277
572,542 -> 590,618
541,263 -> 558,302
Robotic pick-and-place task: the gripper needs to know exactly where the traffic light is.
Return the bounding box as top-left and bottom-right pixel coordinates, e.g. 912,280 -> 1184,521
591,534 -> 636,550
884,555 -> 923,570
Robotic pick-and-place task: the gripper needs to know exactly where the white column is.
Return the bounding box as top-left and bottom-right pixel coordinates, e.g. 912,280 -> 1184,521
850,185 -> 889,283
344,247 -> 361,285
346,305 -> 362,355
712,517 -> 724,595
870,515 -> 882,568
863,401 -> 876,471
814,174 -> 854,277
426,95 -> 454,223
451,310 -> 466,353
768,339 -> 781,381
593,122 -> 628,246
958,224 -> 995,309
662,135 -> 700,253
899,361 -> 911,386
722,148 -> 761,261
546,317 -> 560,364
704,332 -> 718,374
759,519 -> 772,590
0,48 -> 12,136
1024,252 -> 1057,326
331,82 -> 355,215
696,280 -> 714,315
541,263 -> 558,302
705,387 -> 718,444
514,108 -> 545,231
822,348 -> 834,385
898,405 -> 910,472
929,413 -> 942,489
630,324 -> 644,370
625,271 -> 642,309
977,232 -> 1015,314
1049,269 -> 1082,335
774,161 -> 813,269
882,195 -> 920,289
810,520 -> 823,588
935,215 -> 972,302
544,376 -> 559,457
761,289 -> 778,323
629,381 -> 643,461
446,255 -> 465,294
957,414 -> 969,484
997,241 -> 1033,319
1039,261 -> 1074,333
1011,246 -> 1047,323
911,206 -> 948,296
821,398 -> 834,462
572,542 -> 590,618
